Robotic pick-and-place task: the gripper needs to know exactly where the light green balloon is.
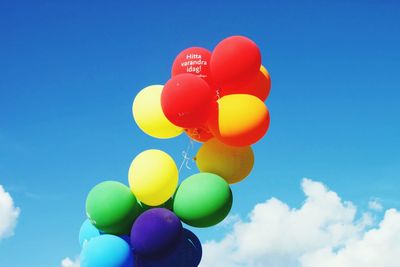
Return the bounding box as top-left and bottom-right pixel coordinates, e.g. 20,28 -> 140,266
86,181 -> 141,235
173,172 -> 232,227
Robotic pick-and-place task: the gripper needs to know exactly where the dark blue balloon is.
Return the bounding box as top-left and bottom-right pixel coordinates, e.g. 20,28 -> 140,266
135,228 -> 202,267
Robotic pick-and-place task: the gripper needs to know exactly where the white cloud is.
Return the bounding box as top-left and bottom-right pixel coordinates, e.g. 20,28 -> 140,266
368,198 -> 383,211
61,257 -> 80,267
200,178 -> 400,267
0,184 -> 20,239
300,209 -> 400,267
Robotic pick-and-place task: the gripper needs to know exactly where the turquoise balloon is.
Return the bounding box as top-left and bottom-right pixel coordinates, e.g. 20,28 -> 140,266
80,235 -> 133,267
79,219 -> 101,248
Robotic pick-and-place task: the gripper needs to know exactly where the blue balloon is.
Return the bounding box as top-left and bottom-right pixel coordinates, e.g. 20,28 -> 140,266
135,229 -> 202,267
81,235 -> 133,267
79,219 -> 101,247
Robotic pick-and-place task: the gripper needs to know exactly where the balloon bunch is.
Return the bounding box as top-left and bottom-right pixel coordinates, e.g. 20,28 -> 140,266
78,35 -> 271,267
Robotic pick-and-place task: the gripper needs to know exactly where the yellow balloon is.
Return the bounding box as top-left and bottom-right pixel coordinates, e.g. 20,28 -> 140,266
208,94 -> 270,147
128,149 -> 178,206
196,138 -> 254,184
133,85 -> 183,139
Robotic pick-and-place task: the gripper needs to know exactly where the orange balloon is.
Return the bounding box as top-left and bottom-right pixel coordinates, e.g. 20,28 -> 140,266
219,65 -> 271,101
208,94 -> 270,147
185,126 -> 213,142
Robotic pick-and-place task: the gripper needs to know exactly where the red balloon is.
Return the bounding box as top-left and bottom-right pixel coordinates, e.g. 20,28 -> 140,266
161,74 -> 217,128
220,67 -> 271,101
171,47 -> 213,86
210,36 -> 261,89
185,126 -> 213,142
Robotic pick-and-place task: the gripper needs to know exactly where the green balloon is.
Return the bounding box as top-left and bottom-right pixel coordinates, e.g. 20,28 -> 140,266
86,181 -> 141,235
173,172 -> 232,227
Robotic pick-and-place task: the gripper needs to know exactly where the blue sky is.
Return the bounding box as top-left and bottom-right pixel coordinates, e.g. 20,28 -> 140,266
0,1 -> 399,266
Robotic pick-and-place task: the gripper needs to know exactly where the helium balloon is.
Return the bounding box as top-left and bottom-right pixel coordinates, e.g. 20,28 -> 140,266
128,149 -> 178,206
173,172 -> 232,227
80,235 -> 133,267
171,47 -> 213,85
131,208 -> 182,257
79,219 -> 101,248
208,94 -> 270,147
86,181 -> 141,235
132,85 -> 183,139
220,65 -> 271,101
196,138 -> 254,184
135,228 -> 202,267
161,73 -> 217,128
184,125 -> 213,142
210,36 -> 261,89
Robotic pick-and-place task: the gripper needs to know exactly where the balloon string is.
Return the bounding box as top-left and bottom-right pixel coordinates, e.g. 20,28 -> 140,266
179,138 -> 194,172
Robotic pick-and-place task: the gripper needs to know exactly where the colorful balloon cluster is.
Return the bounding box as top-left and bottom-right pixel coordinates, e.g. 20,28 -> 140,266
78,35 -> 271,267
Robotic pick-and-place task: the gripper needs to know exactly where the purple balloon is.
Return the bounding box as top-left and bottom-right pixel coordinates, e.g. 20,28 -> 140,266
131,208 -> 182,257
